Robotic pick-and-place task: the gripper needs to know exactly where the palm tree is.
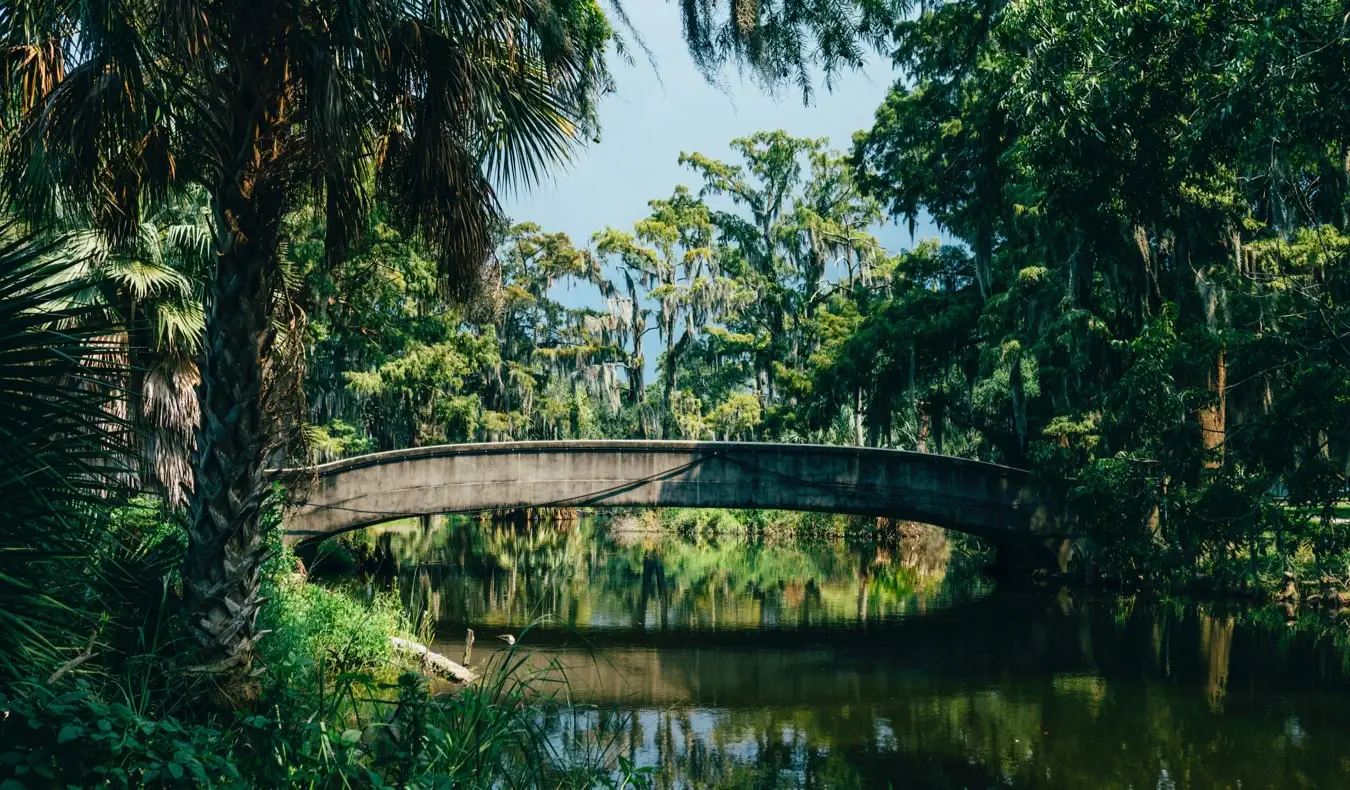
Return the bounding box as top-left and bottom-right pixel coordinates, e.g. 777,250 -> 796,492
3,0 -> 613,691
72,198 -> 211,507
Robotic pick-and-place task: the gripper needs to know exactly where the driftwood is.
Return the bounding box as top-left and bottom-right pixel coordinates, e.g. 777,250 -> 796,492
389,636 -> 477,683
46,647 -> 97,684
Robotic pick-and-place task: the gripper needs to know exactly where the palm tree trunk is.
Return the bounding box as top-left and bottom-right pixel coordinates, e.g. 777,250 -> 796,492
124,294 -> 149,490
182,191 -> 277,696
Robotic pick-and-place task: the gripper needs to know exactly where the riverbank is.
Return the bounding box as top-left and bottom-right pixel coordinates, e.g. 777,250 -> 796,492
0,500 -> 649,788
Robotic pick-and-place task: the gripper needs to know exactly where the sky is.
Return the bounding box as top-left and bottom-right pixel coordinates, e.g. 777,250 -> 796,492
502,1 -> 941,255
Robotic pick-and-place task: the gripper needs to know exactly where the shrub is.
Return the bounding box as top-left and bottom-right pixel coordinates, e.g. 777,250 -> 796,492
0,665 -> 650,788
1,496 -> 647,788
256,543 -> 408,687
0,682 -> 239,787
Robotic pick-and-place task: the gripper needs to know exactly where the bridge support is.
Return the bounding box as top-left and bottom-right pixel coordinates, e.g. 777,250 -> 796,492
985,536 -> 1074,582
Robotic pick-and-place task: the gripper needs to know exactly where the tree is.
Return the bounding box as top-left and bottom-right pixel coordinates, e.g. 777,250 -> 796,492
82,197 -> 211,506
682,132 -> 883,427
669,0 -> 901,100
595,187 -> 734,431
4,0 -> 613,691
3,0 -> 907,681
709,392 -> 762,440
846,0 -> 1350,582
492,222 -> 629,437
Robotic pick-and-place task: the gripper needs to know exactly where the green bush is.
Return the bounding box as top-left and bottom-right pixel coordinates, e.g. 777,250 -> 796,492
0,665 -> 650,788
0,682 -> 238,787
256,543 -> 408,686
307,539 -> 361,575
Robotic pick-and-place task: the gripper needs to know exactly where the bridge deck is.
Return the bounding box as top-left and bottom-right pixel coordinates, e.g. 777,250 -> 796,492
279,441 -> 1074,543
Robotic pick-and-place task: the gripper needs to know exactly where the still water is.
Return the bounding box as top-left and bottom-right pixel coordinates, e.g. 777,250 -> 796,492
360,516 -> 1350,788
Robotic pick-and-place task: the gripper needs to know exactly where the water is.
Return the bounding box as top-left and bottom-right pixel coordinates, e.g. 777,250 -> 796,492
355,515 -> 1350,788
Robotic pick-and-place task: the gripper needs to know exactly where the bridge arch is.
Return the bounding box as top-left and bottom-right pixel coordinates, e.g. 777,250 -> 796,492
281,441 -> 1075,568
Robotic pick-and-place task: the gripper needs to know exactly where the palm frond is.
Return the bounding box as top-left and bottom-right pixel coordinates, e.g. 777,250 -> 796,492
150,299 -> 205,351
0,226 -> 130,680
2,5 -> 179,243
163,222 -> 212,269
102,259 -> 192,302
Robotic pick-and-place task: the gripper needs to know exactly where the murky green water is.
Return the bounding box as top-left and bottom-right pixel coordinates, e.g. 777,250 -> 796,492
356,516 -> 1350,788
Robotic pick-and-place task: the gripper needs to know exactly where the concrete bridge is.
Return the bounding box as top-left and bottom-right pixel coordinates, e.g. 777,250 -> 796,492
280,441 -> 1078,572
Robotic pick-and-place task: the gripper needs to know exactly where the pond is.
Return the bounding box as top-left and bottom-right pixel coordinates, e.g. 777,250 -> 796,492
345,515 -> 1350,789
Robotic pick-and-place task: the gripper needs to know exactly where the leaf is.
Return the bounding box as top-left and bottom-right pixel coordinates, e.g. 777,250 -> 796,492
341,728 -> 363,745
57,724 -> 82,743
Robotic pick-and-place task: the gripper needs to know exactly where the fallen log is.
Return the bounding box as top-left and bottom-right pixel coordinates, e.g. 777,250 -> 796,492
390,636 -> 477,684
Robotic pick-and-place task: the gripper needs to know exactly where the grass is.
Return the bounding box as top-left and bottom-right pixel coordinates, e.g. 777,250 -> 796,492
2,647 -> 650,788
1281,502 -> 1350,524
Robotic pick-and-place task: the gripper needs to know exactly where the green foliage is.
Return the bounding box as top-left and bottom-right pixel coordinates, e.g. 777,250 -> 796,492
256,564 -> 408,686
83,193 -> 210,506
298,83 -> 1350,590
0,682 -> 239,787
655,507 -> 886,543
0,512 -> 649,788
837,0 -> 1350,588
303,216 -> 639,450
306,132 -> 890,456
0,665 -> 650,789
0,229 -> 131,681
4,0 -> 628,684
306,420 -> 373,463
709,392 -> 763,440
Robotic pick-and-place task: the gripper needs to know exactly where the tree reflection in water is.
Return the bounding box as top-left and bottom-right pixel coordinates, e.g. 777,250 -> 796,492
373,515 -> 971,632
347,515 -> 1350,788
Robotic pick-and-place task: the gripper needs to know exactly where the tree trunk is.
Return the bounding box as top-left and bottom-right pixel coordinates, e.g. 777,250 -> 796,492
1199,612 -> 1234,713
182,190 -> 278,698
1342,144 -> 1350,230
854,385 -> 865,446
1009,347 -> 1027,461
974,213 -> 992,301
913,352 -> 928,453
123,294 -> 150,491
1198,348 -> 1227,473
1193,247 -> 1227,477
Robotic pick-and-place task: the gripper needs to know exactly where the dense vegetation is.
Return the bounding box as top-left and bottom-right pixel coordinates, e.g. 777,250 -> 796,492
1,0 -> 1348,785
302,2 -> 1350,593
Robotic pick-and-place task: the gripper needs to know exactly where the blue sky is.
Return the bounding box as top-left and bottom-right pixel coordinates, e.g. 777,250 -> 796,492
503,1 -> 940,254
